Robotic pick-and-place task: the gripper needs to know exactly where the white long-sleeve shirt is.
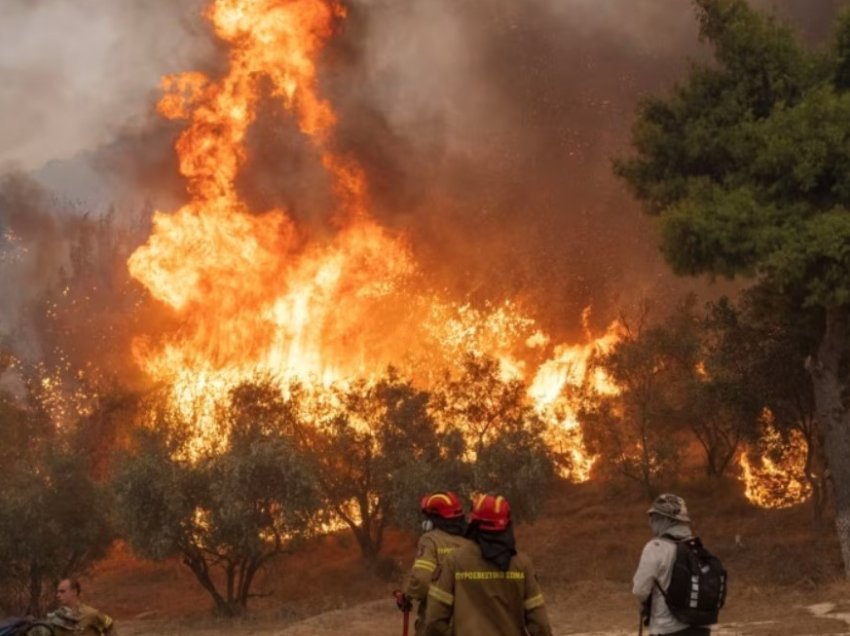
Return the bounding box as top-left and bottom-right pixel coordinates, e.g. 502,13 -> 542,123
632,524 -> 692,635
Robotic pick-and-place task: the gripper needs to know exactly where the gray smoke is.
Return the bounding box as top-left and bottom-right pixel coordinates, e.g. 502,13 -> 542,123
0,0 -> 211,172
324,0 -> 843,336
0,0 -> 844,355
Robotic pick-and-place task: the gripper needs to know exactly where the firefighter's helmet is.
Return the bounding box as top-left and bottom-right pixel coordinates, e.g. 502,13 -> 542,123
647,493 -> 691,523
469,494 -> 511,532
420,491 -> 464,519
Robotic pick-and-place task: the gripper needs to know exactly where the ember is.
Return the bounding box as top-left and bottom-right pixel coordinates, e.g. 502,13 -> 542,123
127,0 -> 618,475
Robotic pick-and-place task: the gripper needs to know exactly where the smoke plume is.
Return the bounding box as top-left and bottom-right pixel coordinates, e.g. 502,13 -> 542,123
0,0 -> 844,374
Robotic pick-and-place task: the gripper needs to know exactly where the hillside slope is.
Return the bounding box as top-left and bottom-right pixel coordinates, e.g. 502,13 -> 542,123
88,480 -> 849,634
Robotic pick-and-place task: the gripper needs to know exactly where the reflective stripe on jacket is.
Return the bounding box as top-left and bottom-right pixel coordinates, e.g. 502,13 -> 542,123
404,528 -> 471,635
424,541 -> 552,636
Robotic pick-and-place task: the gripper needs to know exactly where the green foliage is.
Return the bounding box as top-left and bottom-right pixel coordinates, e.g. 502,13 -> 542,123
581,309 -> 694,499
616,0 -> 848,530
685,298 -> 763,476
616,0 -> 850,310
471,422 -> 554,523
113,382 -> 321,616
302,369 -> 465,558
834,9 -> 850,89
0,394 -> 114,615
435,354 -> 556,523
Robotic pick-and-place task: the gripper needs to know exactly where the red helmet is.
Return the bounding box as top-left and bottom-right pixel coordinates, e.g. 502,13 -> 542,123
420,491 -> 464,519
469,494 -> 511,532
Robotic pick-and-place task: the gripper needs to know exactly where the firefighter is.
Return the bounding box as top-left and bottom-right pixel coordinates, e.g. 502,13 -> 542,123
29,578 -> 117,636
424,494 -> 553,636
398,491 -> 471,636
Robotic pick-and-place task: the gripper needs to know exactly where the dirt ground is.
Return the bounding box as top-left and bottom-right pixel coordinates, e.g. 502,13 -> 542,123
112,581 -> 850,636
88,481 -> 850,636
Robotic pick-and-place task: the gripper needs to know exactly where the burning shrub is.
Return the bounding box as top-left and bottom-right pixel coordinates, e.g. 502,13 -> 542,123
113,383 -> 321,617
434,354 -> 556,523
739,412 -> 812,510
299,369 -> 466,560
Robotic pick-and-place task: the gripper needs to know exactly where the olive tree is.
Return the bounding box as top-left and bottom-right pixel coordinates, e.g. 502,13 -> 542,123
434,354 -> 556,523
616,0 -> 850,574
0,394 -> 113,615
113,382 -> 321,616
300,369 -> 464,560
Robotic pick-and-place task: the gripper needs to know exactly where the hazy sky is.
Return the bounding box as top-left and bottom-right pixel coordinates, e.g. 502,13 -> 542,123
0,0 -> 844,338
2,0 -> 838,171
0,0 -> 209,171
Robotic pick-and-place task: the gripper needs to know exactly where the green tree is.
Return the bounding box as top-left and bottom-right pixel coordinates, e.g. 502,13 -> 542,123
113,382 -> 321,616
302,369 -> 464,560
708,291 -> 826,522
687,298 -> 762,478
0,394 -> 114,615
434,354 -> 555,523
580,312 -> 694,499
615,0 -> 850,572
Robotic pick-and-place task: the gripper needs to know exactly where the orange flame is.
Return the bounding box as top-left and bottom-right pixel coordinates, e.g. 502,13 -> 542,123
128,0 -> 411,434
527,315 -> 621,481
739,410 -> 811,509
127,0 -> 619,472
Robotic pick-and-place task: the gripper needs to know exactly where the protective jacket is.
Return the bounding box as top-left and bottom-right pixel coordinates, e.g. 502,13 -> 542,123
424,541 -> 552,636
404,528 -> 471,635
43,603 -> 117,635
632,523 -> 693,635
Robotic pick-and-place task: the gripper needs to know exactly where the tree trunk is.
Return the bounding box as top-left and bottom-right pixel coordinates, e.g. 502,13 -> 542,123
808,307 -> 850,578
353,525 -> 378,560
800,422 -> 826,528
182,552 -> 232,616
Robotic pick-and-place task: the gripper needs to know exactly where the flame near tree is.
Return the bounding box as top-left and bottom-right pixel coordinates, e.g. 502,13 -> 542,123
128,0 -> 411,394
739,410 -> 811,509
126,0 -> 616,477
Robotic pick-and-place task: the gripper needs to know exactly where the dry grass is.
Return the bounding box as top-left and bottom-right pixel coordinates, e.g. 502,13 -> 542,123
83,478 -> 850,634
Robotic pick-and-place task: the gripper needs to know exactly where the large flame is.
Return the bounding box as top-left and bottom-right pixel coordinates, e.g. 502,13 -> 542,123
127,0 -> 618,476
739,410 -> 811,509
128,0 -> 411,422
527,312 -> 621,481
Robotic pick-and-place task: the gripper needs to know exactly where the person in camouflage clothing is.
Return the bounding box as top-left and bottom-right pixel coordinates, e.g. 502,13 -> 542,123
28,579 -> 116,636
424,494 -> 552,636
399,491 -> 471,636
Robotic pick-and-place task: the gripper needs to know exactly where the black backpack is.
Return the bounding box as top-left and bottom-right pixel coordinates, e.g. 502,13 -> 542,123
656,535 -> 727,626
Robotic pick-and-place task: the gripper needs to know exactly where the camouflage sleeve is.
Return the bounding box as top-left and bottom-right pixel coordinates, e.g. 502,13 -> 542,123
523,557 -> 553,636
97,611 -> 116,635
404,535 -> 439,601
423,552 -> 455,636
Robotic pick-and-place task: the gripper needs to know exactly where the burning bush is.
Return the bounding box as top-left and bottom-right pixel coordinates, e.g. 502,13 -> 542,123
113,384 -> 322,617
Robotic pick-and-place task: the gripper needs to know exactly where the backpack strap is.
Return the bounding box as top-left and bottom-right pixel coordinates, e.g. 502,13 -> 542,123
652,534 -> 699,600
661,533 -> 697,543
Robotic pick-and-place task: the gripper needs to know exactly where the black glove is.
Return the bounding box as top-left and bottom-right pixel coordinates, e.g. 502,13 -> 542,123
393,590 -> 413,612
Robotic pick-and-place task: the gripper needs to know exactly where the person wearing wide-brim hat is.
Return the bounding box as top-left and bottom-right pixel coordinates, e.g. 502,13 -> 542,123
632,493 -> 707,636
